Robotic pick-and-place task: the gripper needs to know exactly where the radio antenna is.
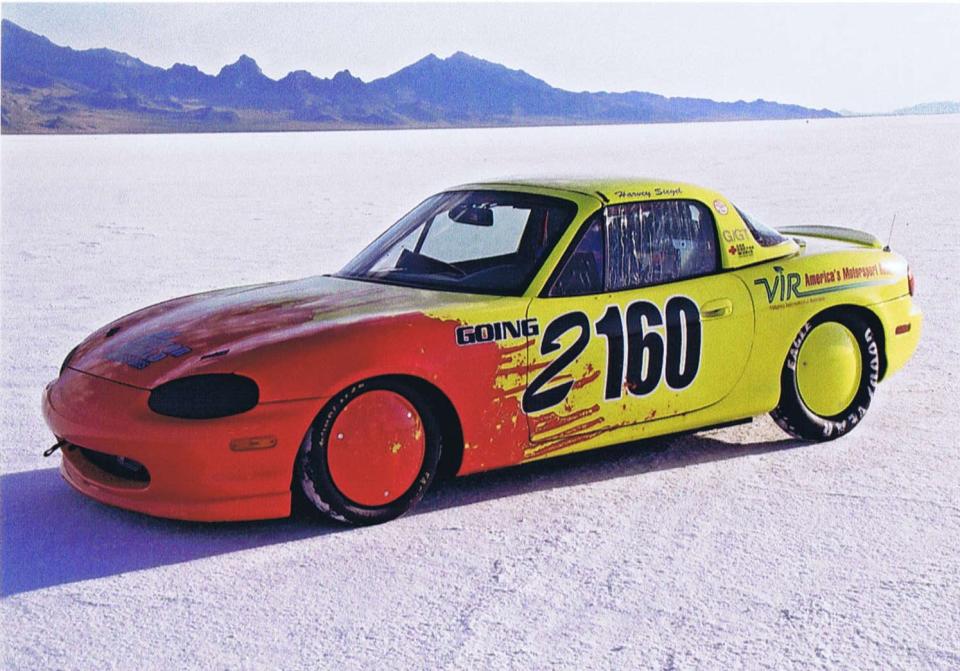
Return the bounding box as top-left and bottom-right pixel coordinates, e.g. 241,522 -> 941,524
885,213 -> 897,251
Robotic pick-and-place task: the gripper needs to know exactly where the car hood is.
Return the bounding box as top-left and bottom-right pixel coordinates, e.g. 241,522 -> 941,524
66,275 -> 488,388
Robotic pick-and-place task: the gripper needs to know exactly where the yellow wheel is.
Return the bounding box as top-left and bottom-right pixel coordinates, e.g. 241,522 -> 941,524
795,322 -> 863,417
772,312 -> 880,441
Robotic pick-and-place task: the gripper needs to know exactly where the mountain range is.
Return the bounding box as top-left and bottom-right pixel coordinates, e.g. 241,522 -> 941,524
894,101 -> 960,116
1,18 -> 842,134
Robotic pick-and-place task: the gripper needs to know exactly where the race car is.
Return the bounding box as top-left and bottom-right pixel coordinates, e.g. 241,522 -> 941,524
42,179 -> 922,525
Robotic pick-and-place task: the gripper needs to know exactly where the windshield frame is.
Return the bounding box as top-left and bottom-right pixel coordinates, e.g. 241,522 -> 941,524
336,189 -> 581,297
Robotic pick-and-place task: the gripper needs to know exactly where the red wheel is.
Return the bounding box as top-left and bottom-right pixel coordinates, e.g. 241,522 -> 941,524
327,390 -> 426,506
296,380 -> 442,525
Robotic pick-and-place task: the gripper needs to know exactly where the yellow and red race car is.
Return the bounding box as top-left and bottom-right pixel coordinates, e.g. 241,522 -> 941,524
43,179 -> 922,525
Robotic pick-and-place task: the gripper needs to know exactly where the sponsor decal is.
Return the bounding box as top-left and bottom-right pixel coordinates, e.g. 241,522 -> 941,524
803,269 -> 838,286
840,263 -> 885,281
456,318 -> 539,346
727,242 -> 755,257
713,199 -> 729,215
721,229 -> 748,243
106,330 -> 192,369
754,263 -> 892,306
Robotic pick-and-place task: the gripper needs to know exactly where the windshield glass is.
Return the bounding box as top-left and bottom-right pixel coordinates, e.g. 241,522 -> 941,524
337,190 -> 578,295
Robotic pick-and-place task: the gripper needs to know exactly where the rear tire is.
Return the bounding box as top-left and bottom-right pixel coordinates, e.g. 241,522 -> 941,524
295,379 -> 442,525
771,312 -> 880,441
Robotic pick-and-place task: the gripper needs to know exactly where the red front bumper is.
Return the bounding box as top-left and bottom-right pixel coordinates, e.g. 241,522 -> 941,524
43,368 -> 324,521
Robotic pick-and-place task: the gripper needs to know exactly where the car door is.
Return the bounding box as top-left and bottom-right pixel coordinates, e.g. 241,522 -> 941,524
523,199 -> 755,445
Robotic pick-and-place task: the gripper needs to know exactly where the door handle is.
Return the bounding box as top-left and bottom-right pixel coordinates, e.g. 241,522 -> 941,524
702,298 -> 733,320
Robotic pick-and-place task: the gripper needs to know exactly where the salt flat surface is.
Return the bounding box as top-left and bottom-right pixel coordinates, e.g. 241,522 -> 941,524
2,116 -> 959,669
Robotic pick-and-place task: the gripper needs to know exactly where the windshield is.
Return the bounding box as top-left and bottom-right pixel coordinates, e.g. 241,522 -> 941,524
337,190 -> 578,295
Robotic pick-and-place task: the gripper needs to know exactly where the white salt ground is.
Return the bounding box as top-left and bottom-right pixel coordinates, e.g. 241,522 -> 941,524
1,115 -> 958,669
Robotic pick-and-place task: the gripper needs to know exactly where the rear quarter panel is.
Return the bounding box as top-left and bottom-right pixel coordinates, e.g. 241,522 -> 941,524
731,244 -> 914,412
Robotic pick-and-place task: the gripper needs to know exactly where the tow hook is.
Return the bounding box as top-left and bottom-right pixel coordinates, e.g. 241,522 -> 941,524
43,440 -> 69,457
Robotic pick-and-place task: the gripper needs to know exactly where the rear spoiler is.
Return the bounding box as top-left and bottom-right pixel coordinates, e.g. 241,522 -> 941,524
776,225 -> 884,249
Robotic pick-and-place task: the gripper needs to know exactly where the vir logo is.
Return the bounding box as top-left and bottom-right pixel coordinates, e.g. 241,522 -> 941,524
754,266 -> 803,304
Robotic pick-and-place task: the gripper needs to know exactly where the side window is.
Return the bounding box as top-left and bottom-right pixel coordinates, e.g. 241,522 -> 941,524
734,206 -> 787,247
549,217 -> 604,297
605,200 -> 718,291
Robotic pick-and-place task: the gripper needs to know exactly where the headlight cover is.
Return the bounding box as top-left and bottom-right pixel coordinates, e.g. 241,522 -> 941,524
60,345 -> 80,377
148,374 -> 259,419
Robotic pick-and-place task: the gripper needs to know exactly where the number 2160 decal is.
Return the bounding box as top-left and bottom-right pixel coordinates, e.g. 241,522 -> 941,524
521,296 -> 702,413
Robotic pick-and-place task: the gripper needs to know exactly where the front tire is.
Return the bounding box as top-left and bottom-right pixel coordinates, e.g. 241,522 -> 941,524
771,312 -> 880,441
296,379 -> 442,525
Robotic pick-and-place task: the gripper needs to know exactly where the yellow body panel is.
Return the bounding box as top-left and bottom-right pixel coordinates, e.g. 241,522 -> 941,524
430,178 -> 922,466
524,273 -> 755,453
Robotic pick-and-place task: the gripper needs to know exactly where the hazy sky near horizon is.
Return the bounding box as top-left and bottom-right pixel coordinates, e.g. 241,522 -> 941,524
3,3 -> 957,112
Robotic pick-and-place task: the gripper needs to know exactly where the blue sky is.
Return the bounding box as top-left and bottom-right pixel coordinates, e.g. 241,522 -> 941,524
3,3 -> 958,112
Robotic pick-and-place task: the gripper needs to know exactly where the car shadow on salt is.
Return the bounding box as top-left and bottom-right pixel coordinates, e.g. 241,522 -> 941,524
2,432 -> 804,596
0,467 -> 335,597
419,431 -> 806,515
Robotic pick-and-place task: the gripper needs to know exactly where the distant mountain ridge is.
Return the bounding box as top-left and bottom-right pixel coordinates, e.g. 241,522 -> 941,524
1,19 -> 841,134
893,101 -> 960,116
